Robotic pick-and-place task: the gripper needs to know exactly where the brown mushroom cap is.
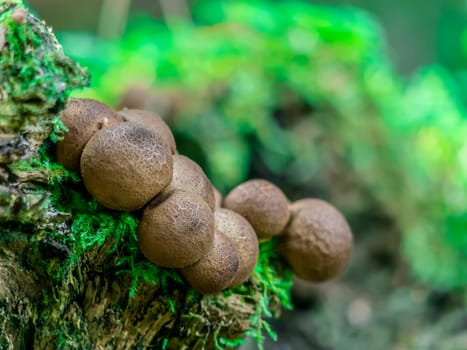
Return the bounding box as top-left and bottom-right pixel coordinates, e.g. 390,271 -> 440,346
215,209 -> 258,287
213,187 -> 223,208
278,199 -> 353,283
118,108 -> 177,154
56,98 -> 122,171
180,232 -> 239,294
80,122 -> 173,211
224,179 -> 290,239
161,154 -> 215,212
138,190 -> 215,268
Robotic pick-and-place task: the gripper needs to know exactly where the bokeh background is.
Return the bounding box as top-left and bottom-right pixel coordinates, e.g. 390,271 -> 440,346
27,0 -> 467,349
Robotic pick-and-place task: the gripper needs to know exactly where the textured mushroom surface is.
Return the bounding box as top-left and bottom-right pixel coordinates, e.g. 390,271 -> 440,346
180,232 -> 239,294
215,209 -> 258,287
118,108 -> 177,154
213,187 -> 223,208
279,199 -> 353,282
56,98 -> 122,171
80,122 -> 173,211
138,190 -> 215,268
224,179 -> 290,239
162,154 -> 215,211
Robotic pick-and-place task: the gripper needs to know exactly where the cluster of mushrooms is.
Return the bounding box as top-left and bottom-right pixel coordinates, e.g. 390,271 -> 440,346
56,98 -> 353,295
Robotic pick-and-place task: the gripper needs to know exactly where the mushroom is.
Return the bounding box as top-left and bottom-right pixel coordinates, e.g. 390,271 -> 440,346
161,154 -> 215,212
214,209 -> 258,287
11,8 -> 27,24
213,187 -> 223,208
224,179 -> 290,240
80,122 -> 173,211
118,108 -> 177,154
56,98 -> 122,171
278,199 -> 353,282
138,190 -> 215,268
180,232 -> 239,294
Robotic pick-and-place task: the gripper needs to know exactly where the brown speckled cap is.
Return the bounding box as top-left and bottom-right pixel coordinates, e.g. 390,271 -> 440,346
224,179 -> 290,239
180,231 -> 239,294
118,109 -> 177,154
215,208 -> 258,287
279,199 -> 353,282
80,122 -> 172,211
138,190 -> 215,268
56,98 -> 122,171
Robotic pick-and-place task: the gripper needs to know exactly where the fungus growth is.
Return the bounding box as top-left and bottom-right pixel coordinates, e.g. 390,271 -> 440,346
55,97 -> 353,295
118,108 -> 177,154
161,154 -> 216,211
214,208 -> 259,287
80,122 -> 173,211
138,190 -> 215,268
224,179 -> 290,240
180,231 -> 239,294
56,98 -> 122,171
279,199 -> 353,282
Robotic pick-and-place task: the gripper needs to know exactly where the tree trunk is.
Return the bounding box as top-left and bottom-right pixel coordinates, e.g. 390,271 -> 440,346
0,2 -> 291,349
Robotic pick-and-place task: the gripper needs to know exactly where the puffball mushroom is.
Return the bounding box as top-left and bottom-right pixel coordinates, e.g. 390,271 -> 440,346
161,154 -> 216,212
279,199 -> 353,282
213,187 -> 223,208
180,232 -> 239,294
138,190 -> 215,268
214,209 -> 258,287
80,122 -> 173,211
224,179 -> 290,240
118,108 -> 177,154
56,98 -> 123,171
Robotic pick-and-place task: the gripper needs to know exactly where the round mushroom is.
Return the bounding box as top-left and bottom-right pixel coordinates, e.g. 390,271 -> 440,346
161,154 -> 215,212
278,199 -> 353,283
224,179 -> 290,240
80,122 -> 172,211
213,187 -> 223,208
138,190 -> 215,268
215,209 -> 258,287
180,232 -> 239,294
56,98 -> 122,171
118,108 -> 177,154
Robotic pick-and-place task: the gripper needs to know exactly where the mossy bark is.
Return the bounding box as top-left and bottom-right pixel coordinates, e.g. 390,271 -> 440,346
0,2 -> 289,349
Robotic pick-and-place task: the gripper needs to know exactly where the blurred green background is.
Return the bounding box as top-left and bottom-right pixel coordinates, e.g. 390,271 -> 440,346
27,0 -> 467,349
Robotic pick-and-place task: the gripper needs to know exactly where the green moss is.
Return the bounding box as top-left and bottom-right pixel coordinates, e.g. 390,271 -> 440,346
0,1 -> 89,126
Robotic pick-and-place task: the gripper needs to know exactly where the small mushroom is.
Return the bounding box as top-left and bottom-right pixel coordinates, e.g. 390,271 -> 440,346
0,27 -> 5,50
215,209 -> 258,287
278,199 -> 353,283
180,232 -> 239,294
56,98 -> 122,171
224,179 -> 290,240
11,8 -> 27,24
80,122 -> 172,211
161,154 -> 215,212
118,108 -> 177,154
138,190 -> 215,268
213,187 -> 223,208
